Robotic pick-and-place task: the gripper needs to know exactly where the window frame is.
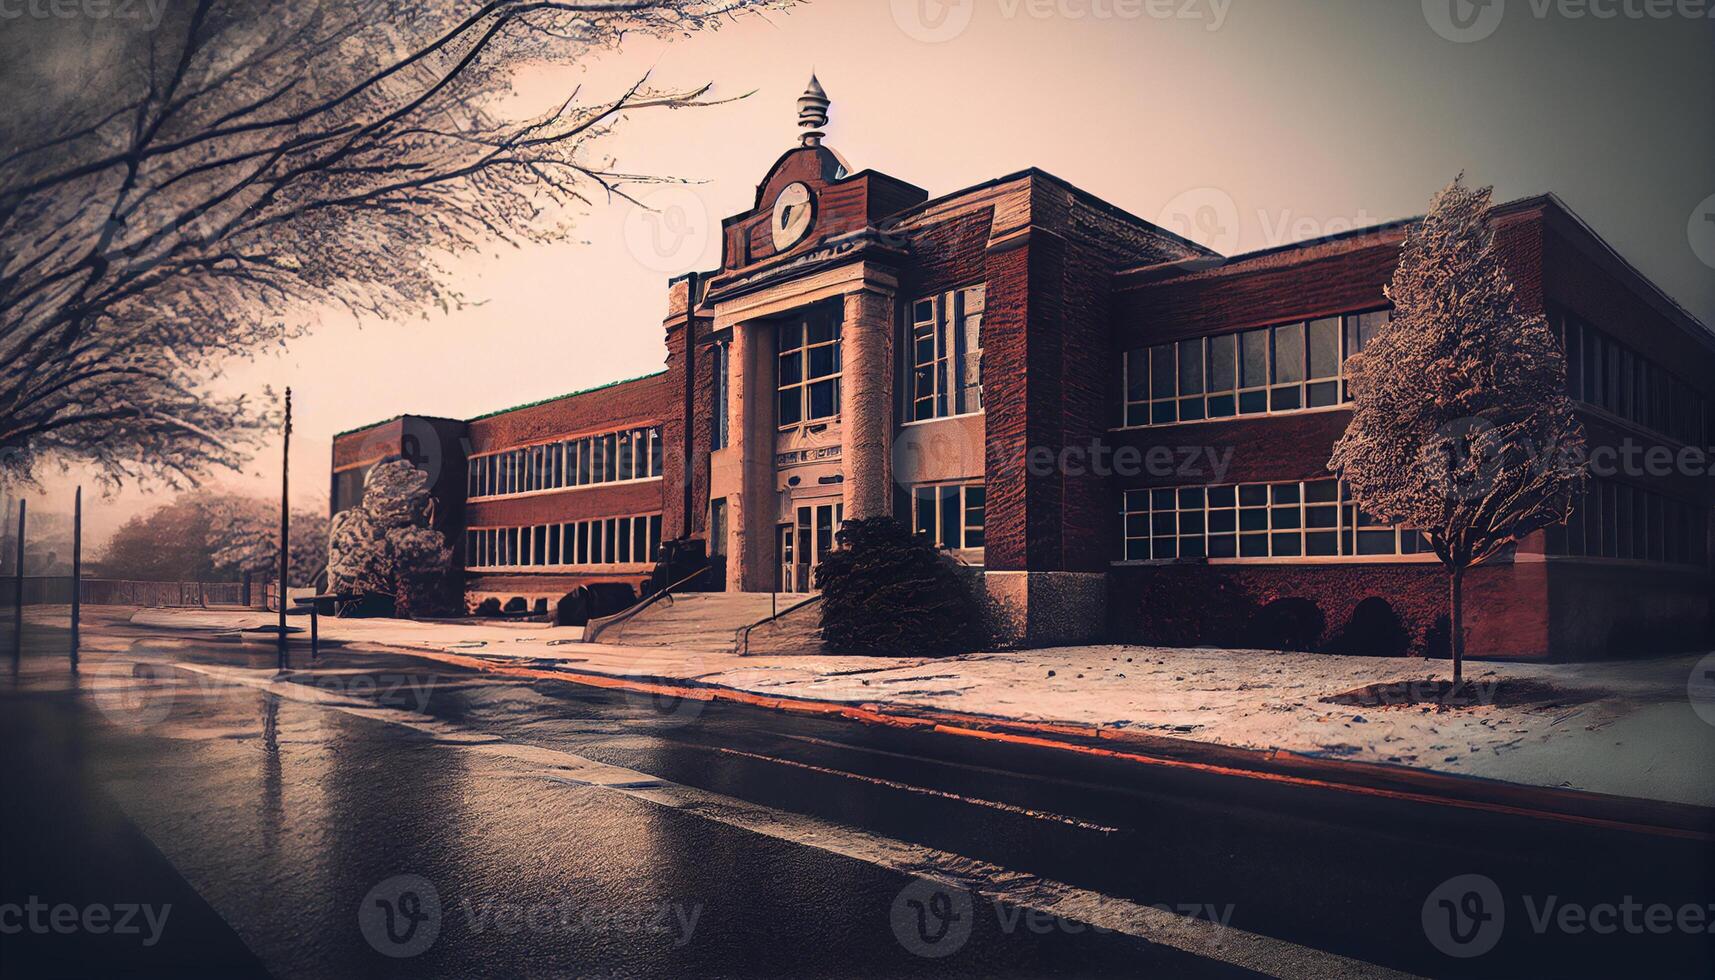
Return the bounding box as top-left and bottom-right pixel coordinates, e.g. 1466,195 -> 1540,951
1122,308 -> 1389,429
467,425 -> 665,500
910,482 -> 986,551
906,284 -> 986,423
777,310 -> 842,429
1122,478 -> 1431,564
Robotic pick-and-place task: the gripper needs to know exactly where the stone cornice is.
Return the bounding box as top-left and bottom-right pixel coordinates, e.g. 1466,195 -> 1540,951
700,228 -> 907,310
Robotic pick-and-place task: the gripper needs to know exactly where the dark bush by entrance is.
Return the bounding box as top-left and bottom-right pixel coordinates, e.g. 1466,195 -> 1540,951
475,597 -> 502,617
816,517 -> 979,657
589,583 -> 638,619
1328,597 -> 1412,657
502,596 -> 528,614
648,538 -> 711,596
557,587 -> 594,626
1244,597 -> 1326,652
556,583 -> 638,627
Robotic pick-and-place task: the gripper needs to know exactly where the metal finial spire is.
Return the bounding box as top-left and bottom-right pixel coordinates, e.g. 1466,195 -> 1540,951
797,74 -> 829,147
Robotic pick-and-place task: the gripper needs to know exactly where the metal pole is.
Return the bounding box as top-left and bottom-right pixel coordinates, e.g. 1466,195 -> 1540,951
278,387 -> 291,671
309,603 -> 319,660
70,487 -> 81,669
12,499 -> 24,669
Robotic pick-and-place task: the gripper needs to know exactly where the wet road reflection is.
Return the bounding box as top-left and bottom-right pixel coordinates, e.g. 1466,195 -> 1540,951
5,617 -> 1256,979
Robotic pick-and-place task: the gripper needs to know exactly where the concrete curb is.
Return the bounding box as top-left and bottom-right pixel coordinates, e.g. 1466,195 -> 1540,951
346,640 -> 1715,843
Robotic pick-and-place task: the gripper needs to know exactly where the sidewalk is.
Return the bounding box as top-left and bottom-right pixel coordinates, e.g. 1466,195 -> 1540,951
123,607 -> 1715,813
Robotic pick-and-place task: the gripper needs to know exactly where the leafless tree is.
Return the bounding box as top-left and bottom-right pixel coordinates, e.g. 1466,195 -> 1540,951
1329,177 -> 1586,684
0,0 -> 773,487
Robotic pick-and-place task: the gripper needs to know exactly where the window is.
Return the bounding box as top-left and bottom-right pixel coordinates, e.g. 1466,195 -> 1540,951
1123,309 -> 1386,427
1123,479 -> 1428,561
778,308 -> 841,427
617,430 -> 636,482
912,483 -> 986,550
709,498 -> 727,557
1555,310 -> 1708,446
1546,477 -> 1707,566
909,285 -> 985,421
469,425 -> 663,499
712,341 -> 731,450
465,514 -> 662,569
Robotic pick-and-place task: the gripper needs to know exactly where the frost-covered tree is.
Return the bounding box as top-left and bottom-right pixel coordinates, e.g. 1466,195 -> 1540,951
0,0 -> 774,487
207,497 -> 329,588
1329,177 -> 1586,683
95,490 -> 326,584
327,457 -> 452,617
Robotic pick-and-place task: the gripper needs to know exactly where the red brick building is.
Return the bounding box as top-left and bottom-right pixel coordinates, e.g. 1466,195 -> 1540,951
332,80 -> 1714,659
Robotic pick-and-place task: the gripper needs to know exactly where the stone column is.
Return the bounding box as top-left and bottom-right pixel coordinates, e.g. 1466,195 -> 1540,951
729,316 -> 778,592
840,286 -> 896,519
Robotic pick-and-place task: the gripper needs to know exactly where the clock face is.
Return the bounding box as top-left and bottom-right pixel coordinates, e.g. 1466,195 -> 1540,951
771,182 -> 814,251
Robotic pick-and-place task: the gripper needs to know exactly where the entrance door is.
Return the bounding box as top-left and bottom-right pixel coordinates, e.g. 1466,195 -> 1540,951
780,501 -> 842,592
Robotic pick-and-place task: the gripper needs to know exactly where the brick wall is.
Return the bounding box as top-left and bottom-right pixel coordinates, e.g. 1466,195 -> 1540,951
1108,559 -> 1548,659
465,372 -> 671,454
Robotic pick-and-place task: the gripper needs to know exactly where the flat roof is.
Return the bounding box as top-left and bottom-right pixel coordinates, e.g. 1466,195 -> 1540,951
1114,192 -> 1712,345
333,371 -> 668,439
465,370 -> 667,423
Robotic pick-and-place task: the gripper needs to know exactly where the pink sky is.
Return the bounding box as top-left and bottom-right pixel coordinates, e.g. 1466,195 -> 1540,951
21,0 -> 1715,551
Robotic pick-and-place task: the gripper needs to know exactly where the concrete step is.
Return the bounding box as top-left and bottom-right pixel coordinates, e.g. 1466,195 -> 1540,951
600,592 -> 804,655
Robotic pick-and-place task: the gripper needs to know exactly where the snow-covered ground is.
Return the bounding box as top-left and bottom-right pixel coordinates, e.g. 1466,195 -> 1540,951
112,607 -> 1715,808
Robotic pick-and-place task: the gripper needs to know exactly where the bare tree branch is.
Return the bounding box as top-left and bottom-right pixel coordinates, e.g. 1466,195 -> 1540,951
0,0 -> 780,488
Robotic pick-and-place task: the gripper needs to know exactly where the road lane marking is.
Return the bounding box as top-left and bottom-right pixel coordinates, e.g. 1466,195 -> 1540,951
711,746 -> 1121,832
143,658 -> 1424,980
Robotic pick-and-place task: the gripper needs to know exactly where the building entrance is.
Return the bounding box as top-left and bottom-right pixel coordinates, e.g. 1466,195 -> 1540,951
778,501 -> 843,593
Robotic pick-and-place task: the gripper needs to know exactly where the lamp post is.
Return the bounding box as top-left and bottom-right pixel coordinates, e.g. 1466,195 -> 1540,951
278,388 -> 291,671
70,487 -> 81,668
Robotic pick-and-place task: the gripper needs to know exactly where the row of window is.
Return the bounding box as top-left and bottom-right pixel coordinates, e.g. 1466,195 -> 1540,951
1556,311 -> 1708,447
909,286 -> 986,422
764,286 -> 992,433
1123,478 -> 1430,562
911,483 -> 986,550
465,514 -> 664,570
1545,479 -> 1707,566
468,426 -> 663,499
1122,309 -> 1391,427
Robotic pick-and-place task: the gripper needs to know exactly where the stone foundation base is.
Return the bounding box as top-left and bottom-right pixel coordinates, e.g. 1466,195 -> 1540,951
981,571 -> 1108,648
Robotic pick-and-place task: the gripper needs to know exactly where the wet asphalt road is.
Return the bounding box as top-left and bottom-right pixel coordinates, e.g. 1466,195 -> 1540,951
2,612 -> 1713,979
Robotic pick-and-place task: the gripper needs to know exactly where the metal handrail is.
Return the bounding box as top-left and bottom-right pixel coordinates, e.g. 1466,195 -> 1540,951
737,592 -> 823,656
581,565 -> 708,644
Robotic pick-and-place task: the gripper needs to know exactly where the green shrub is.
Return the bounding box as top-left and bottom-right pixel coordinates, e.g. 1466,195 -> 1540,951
815,517 -> 980,657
